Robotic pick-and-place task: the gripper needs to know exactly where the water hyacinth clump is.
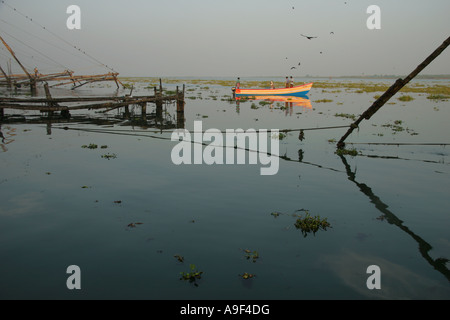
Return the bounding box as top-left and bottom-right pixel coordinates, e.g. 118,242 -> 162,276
294,211 -> 331,237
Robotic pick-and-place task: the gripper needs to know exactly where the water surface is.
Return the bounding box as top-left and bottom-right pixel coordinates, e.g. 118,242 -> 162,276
0,78 -> 449,299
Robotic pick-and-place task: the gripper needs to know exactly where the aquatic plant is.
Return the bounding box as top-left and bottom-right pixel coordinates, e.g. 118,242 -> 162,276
270,212 -> 282,218
239,272 -> 256,280
82,143 -> 98,149
127,222 -> 143,228
180,264 -> 203,284
427,94 -> 449,101
101,153 -> 117,160
294,211 -> 331,237
397,95 -> 414,102
243,249 -> 259,263
334,113 -> 357,121
335,148 -> 359,157
174,255 -> 184,263
314,99 -> 333,103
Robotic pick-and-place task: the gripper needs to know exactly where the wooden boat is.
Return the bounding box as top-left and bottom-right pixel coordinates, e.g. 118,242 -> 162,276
233,82 -> 313,97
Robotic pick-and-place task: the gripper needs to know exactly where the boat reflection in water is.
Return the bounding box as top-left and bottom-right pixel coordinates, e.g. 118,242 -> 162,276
235,95 -> 312,116
251,95 -> 312,109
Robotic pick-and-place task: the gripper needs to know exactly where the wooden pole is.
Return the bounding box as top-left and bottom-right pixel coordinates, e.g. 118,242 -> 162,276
0,65 -> 11,88
337,36 -> 450,149
141,102 -> 147,120
0,35 -> 32,79
44,83 -> 54,118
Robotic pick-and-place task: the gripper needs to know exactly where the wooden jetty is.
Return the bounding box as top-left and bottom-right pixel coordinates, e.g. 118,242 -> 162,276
0,79 -> 186,128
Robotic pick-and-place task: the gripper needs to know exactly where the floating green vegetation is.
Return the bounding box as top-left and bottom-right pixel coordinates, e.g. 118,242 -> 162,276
101,153 -> 117,160
427,94 -> 450,101
294,211 -> 331,237
335,148 -> 359,157
243,249 -> 259,263
239,272 -> 256,280
180,264 -> 203,285
381,120 -> 417,135
397,95 -> 414,102
174,255 -> 184,263
270,211 -> 282,218
122,83 -> 134,89
127,222 -> 143,228
334,113 -> 357,121
82,143 -> 98,149
313,81 -> 450,95
118,77 -> 450,96
101,145 -> 108,149
314,99 -> 333,103
250,103 -> 259,109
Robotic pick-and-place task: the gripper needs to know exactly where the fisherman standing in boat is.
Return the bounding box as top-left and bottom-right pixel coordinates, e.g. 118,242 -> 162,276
285,77 -> 290,88
270,80 -> 275,89
290,76 -> 294,88
236,77 -> 240,89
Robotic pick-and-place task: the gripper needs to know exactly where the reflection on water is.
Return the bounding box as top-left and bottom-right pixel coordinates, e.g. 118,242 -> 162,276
235,95 -> 312,117
0,80 -> 449,299
0,125 -> 16,152
338,154 -> 450,283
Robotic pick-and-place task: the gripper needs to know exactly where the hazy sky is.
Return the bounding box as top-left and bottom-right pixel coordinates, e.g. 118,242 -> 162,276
0,0 -> 449,77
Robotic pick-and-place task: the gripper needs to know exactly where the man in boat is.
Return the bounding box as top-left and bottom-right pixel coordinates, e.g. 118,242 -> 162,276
290,76 -> 294,88
236,77 -> 240,89
270,80 -> 275,89
285,77 -> 290,88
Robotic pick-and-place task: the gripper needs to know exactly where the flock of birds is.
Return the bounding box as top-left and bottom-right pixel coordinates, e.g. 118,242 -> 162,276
287,2 -> 348,71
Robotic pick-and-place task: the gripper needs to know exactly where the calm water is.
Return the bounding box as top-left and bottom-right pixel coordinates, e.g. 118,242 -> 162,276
0,78 -> 449,300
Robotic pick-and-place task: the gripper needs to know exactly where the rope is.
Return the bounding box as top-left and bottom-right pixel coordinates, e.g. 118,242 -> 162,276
0,18 -> 96,68
1,0 -> 118,73
1,29 -> 69,70
51,125 -> 351,134
347,142 -> 450,146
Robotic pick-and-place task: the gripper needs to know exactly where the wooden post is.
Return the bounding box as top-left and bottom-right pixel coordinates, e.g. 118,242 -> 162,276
156,81 -> 163,109
141,102 -> 147,120
337,36 -> 450,149
176,84 -> 185,128
124,105 -> 130,119
44,83 -> 55,118
0,65 -> 11,88
0,35 -> 32,79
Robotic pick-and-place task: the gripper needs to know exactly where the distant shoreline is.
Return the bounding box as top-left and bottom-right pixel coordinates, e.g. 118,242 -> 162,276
329,74 -> 450,80
119,74 -> 450,80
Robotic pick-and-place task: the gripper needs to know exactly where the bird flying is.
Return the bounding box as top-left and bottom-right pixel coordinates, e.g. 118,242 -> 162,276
301,34 -> 317,40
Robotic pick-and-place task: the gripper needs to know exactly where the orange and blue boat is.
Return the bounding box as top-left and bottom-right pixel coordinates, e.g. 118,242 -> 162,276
233,82 -> 313,97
